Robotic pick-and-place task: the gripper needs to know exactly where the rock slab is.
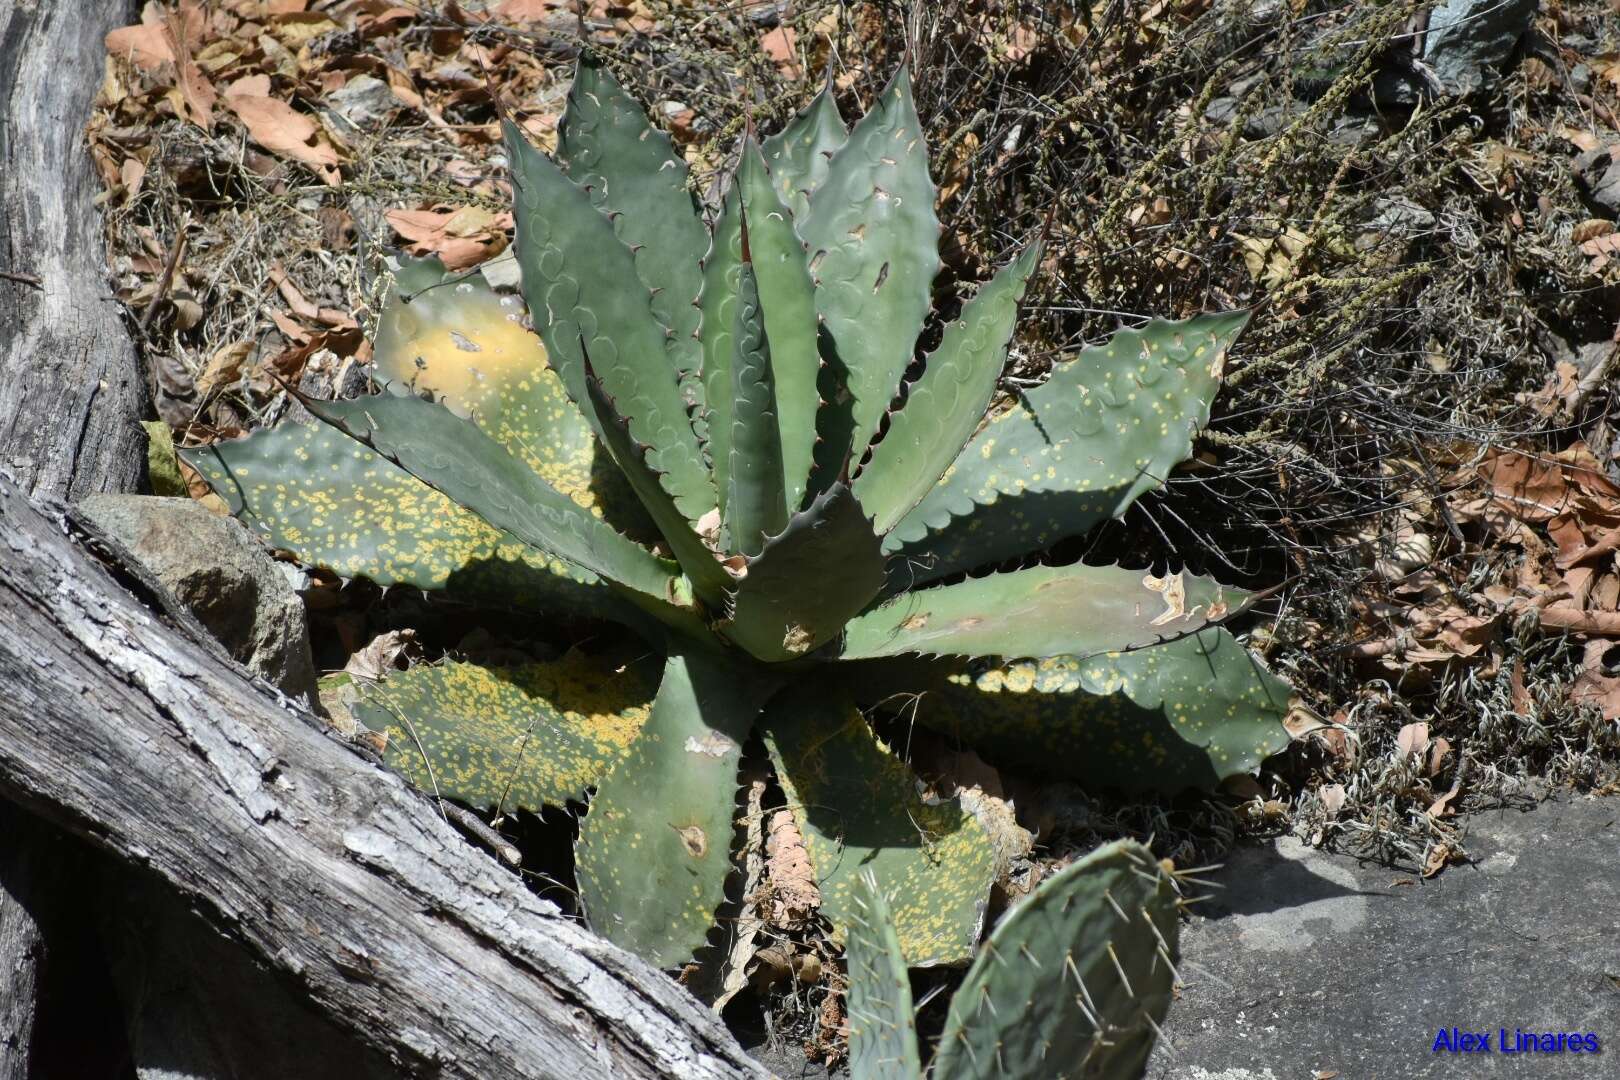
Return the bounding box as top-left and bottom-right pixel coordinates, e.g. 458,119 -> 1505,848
1150,797 -> 1620,1079
77,495 -> 318,707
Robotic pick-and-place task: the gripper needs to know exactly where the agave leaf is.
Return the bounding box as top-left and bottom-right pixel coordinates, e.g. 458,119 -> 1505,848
505,120 -> 715,522
762,690 -> 993,967
725,260 -> 789,557
763,82 -> 849,222
854,242 -> 1042,535
370,254 -> 653,537
886,311 -> 1248,587
354,652 -> 656,812
181,422 -> 615,616
737,140 -> 821,510
799,66 -> 941,468
298,393 -> 685,611
932,841 -> 1179,1080
845,876 -> 925,1080
583,362 -> 733,608
557,53 -> 708,387
575,651 -> 779,968
839,563 -> 1247,662
722,484 -> 884,663
874,629 -> 1293,793
699,183 -> 744,520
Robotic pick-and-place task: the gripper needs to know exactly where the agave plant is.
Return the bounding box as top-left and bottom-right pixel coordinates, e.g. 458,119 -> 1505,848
184,56 -> 1292,969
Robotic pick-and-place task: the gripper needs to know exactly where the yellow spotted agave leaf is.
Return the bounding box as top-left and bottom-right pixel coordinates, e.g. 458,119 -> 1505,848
761,690 -> 993,967
897,629 -> 1293,793
840,563 -> 1248,662
353,651 -> 657,812
181,421 -> 614,616
886,311 -> 1249,588
371,254 -> 647,536
575,651 -> 780,969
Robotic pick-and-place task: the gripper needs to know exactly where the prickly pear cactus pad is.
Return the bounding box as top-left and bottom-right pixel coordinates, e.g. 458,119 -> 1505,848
931,840 -> 1181,1080
182,50 -> 1294,975
763,691 -> 994,967
845,875 -> 925,1080
352,651 -> 656,813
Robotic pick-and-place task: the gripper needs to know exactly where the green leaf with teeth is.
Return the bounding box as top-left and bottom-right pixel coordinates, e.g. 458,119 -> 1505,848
505,119 -> 715,523
839,563 -> 1246,662
575,651 -> 777,969
887,312 -> 1249,587
557,52 -> 708,387
723,484 -> 884,663
854,242 -> 1042,535
799,67 -> 942,468
763,82 -> 848,222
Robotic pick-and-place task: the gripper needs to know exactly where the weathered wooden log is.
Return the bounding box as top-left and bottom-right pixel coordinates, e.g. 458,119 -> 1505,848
0,3 -> 147,1071
0,0 -> 148,501
0,477 -> 766,1080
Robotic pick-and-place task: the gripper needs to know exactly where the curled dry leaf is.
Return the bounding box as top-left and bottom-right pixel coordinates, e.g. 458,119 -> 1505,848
343,629 -> 419,683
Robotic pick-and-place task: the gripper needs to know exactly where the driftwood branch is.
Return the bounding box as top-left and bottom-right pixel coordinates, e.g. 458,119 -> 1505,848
0,477 -> 765,1080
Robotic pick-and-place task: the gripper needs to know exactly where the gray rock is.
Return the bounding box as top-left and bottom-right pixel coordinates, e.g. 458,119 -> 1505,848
1574,145 -> 1620,217
323,74 -> 398,132
1150,797 -> 1620,1078
1422,0 -> 1538,96
77,495 -> 318,706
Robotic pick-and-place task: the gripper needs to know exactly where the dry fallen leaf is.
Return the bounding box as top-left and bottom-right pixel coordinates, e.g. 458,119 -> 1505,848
1319,783 -> 1346,817
385,205 -> 512,270
1396,722 -> 1430,758
223,74 -> 342,186
343,629 -> 419,682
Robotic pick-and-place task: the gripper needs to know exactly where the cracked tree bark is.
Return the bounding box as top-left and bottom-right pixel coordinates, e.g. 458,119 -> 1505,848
0,2 -> 146,1073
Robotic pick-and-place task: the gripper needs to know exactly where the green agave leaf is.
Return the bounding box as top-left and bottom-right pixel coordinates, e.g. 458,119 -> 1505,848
370,254 -> 647,535
887,311 -> 1249,588
698,182 -> 744,520
898,628 -> 1293,793
762,690 -> 993,967
763,82 -> 849,223
854,242 -> 1042,535
505,120 -> 715,522
557,52 -> 708,387
575,651 -> 778,969
298,393 -> 683,610
722,484 -> 884,663
738,139 -> 820,510
839,563 -> 1247,662
181,422 -> 612,616
353,652 -> 656,812
799,66 -> 942,468
845,876 -> 925,1080
932,841 -> 1180,1080
725,259 -> 788,557
583,364 -> 732,608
